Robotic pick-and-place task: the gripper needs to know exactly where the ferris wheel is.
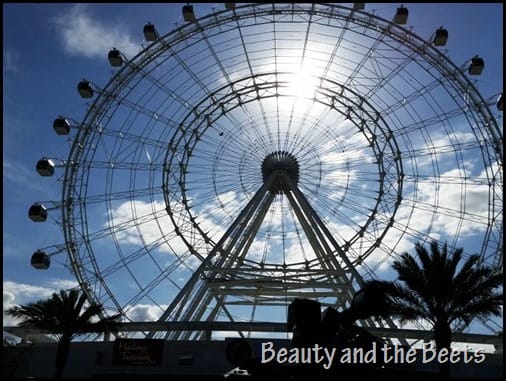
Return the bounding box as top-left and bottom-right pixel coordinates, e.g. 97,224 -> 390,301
30,3 -> 502,340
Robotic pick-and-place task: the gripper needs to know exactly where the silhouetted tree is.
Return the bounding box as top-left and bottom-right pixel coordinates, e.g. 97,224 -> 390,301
7,288 -> 120,380
368,241 -> 503,378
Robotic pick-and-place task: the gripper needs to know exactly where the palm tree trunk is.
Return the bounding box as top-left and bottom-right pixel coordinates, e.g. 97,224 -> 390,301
434,321 -> 452,379
55,335 -> 71,380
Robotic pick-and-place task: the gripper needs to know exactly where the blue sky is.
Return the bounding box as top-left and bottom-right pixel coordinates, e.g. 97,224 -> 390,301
3,3 -> 503,339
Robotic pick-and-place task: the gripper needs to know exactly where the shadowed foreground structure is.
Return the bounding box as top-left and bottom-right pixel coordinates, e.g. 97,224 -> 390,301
2,337 -> 503,380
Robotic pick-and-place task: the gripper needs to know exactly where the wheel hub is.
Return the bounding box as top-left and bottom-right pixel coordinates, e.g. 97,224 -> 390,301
261,151 -> 300,193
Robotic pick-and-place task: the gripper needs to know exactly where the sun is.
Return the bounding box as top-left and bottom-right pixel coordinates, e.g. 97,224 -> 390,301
286,66 -> 320,100
273,65 -> 322,110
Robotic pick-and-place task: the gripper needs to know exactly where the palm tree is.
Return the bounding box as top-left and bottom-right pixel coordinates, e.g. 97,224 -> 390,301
7,288 -> 120,380
369,241 -> 503,378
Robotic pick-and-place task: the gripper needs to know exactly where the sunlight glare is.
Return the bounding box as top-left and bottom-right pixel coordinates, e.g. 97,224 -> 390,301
287,67 -> 320,100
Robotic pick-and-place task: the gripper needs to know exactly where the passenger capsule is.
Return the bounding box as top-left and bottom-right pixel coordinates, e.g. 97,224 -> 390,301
31,250 -> 50,269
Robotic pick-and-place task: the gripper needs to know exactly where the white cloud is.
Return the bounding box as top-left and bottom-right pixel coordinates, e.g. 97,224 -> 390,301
3,50 -> 20,74
410,131 -> 478,169
359,160 -> 501,275
3,279 -> 80,326
107,200 -> 178,251
414,166 -> 492,236
46,279 -> 80,290
3,290 -> 15,311
199,190 -> 244,226
3,279 -> 170,328
3,158 -> 40,189
3,281 -> 55,326
3,281 -> 56,303
105,199 -> 204,270
51,4 -> 140,59
124,304 -> 167,322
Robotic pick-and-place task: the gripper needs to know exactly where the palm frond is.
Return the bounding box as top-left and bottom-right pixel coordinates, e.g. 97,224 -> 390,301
6,288 -> 121,339
374,241 -> 503,344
